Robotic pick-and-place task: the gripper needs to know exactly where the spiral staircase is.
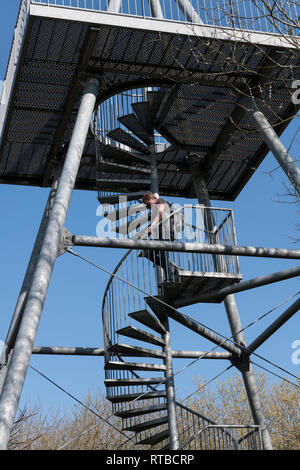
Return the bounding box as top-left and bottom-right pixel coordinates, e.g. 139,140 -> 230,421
95,87 -> 262,450
95,86 -> 190,204
1,0 -> 299,452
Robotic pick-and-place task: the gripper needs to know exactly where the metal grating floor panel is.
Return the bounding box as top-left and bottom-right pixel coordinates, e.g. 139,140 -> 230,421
0,6 -> 299,199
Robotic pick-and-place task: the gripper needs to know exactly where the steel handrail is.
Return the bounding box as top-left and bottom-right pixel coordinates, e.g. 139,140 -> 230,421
179,423 -> 262,450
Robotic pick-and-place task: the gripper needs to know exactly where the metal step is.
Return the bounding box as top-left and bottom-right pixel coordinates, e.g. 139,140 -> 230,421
104,203 -> 147,222
161,281 -> 182,300
132,101 -> 153,133
115,214 -> 149,235
146,90 -> 169,119
99,143 -> 151,165
118,113 -> 153,145
136,429 -> 170,446
107,128 -> 150,154
96,177 -> 151,186
105,360 -> 166,371
105,377 -> 166,387
97,192 -> 145,205
109,343 -> 165,358
129,309 -> 166,335
115,403 -> 167,418
106,390 -> 166,404
123,415 -> 169,432
145,296 -> 168,323
116,326 -> 165,346
99,160 -> 151,175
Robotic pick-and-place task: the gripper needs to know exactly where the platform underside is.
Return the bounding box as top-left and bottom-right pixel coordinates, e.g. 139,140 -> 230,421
0,5 -> 299,200
162,271 -> 243,304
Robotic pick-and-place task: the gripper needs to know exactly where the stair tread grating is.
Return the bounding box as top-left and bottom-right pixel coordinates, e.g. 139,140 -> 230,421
106,390 -> 167,403
105,376 -> 166,386
123,415 -> 169,432
99,160 -> 151,175
115,403 -> 167,418
129,309 -> 166,335
105,360 -> 166,371
135,429 -> 170,446
146,90 -> 170,120
109,343 -> 165,358
114,214 -> 149,235
118,113 -> 153,145
98,142 -> 151,165
116,325 -> 165,346
97,192 -> 145,205
131,101 -> 153,133
107,128 -> 150,155
104,203 -> 147,222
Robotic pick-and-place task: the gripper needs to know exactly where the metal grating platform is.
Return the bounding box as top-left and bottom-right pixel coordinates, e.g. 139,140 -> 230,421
0,3 -> 299,200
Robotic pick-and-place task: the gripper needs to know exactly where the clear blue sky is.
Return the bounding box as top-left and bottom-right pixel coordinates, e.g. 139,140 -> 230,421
0,1 -> 299,423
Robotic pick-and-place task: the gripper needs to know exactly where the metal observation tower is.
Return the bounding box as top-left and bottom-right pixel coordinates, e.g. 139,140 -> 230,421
0,0 -> 299,451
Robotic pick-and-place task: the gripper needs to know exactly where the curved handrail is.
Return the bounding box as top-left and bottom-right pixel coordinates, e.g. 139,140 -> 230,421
101,202 -> 245,449
101,204 -> 240,343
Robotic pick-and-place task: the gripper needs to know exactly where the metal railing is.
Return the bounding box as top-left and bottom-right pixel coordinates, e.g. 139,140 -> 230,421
99,199 -> 263,450
99,203 -> 241,285
176,403 -> 263,449
30,0 -> 300,36
92,86 -> 168,204
93,87 -> 167,145
101,203 -> 241,389
93,86 -> 168,154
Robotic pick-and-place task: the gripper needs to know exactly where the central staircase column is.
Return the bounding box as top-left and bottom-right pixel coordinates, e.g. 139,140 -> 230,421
161,313 -> 179,449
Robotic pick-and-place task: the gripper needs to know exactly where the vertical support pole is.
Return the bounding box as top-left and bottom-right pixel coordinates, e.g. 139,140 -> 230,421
224,294 -> 273,450
0,78 -> 99,450
250,110 -> 300,194
175,0 -> 203,23
188,155 -> 211,208
150,144 -> 159,195
188,155 -> 222,271
0,167 -> 61,394
148,0 -> 164,18
161,314 -> 179,450
149,139 -> 165,289
106,0 -> 123,13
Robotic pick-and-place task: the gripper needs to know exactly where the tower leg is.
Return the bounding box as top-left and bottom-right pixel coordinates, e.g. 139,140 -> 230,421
0,168 -> 61,394
251,109 -> 300,194
224,294 -> 273,450
0,78 -> 99,450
